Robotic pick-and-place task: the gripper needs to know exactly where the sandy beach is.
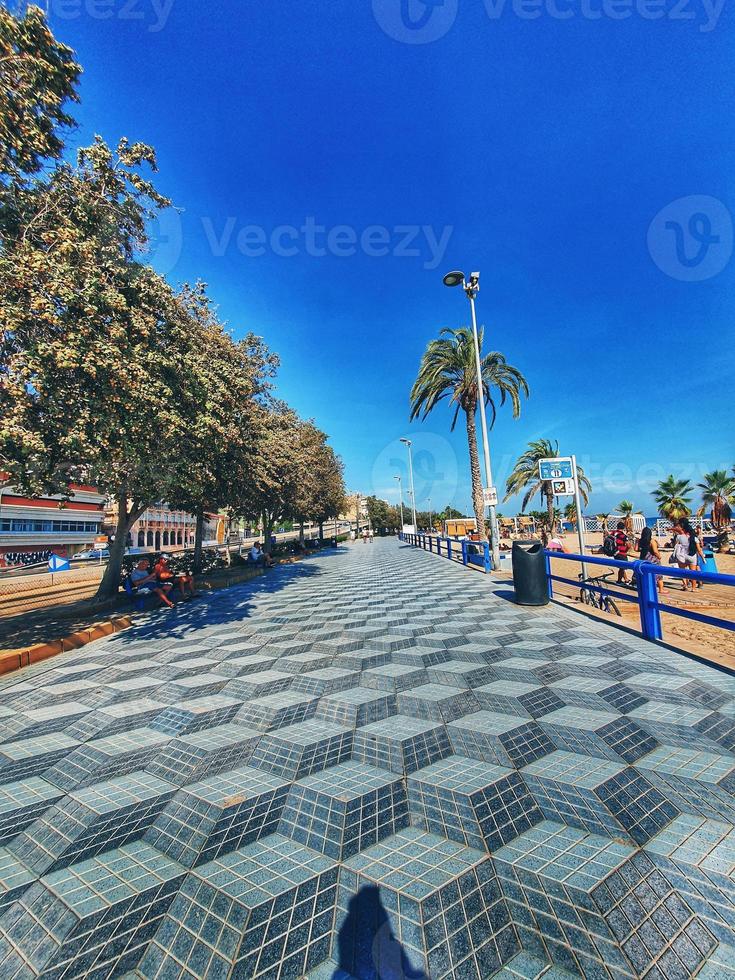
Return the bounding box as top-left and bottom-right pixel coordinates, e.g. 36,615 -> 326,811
543,530 -> 735,670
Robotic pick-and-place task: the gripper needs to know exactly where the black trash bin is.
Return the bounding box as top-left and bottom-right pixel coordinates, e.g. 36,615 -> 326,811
512,540 -> 549,606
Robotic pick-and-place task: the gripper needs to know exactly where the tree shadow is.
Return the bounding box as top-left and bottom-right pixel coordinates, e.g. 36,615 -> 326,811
106,547 -> 348,646
334,884 -> 428,980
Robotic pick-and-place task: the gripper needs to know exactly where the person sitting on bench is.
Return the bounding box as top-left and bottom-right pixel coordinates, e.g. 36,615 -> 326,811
249,542 -> 274,567
154,555 -> 197,599
130,559 -> 174,608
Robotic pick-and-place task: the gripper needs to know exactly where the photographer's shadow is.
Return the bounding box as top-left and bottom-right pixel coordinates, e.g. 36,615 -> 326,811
333,884 -> 428,980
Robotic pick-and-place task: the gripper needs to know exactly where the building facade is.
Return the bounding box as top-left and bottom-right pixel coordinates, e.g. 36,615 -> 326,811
0,484 -> 106,567
105,502 -> 226,552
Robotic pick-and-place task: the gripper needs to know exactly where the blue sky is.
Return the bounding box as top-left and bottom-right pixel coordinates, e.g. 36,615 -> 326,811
37,0 -> 734,516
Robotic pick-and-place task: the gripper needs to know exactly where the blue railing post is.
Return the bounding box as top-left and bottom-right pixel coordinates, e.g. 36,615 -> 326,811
545,552 -> 553,598
447,539 -> 452,561
636,561 -> 663,641
461,541 -> 468,566
429,537 -> 433,553
483,542 -> 491,574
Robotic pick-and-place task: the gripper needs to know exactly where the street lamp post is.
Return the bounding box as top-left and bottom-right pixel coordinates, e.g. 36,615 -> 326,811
400,438 -> 418,532
394,475 -> 405,530
428,498 -> 432,534
442,270 -> 500,571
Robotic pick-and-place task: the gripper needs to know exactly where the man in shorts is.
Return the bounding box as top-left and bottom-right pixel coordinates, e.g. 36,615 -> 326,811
130,559 -> 174,608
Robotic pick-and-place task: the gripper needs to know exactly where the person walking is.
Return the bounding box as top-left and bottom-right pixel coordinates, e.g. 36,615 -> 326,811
613,521 -> 630,585
673,519 -> 703,592
638,526 -> 666,594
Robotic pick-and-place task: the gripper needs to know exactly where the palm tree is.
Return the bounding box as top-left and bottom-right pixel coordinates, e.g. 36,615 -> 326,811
654,475 -> 693,520
410,327 -> 529,537
564,501 -> 578,529
505,439 -> 591,533
617,499 -> 639,537
697,470 -> 734,551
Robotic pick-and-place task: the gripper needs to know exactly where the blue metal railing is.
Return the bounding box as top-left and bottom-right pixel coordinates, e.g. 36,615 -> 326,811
546,551 -> 735,643
400,532 -> 494,573
400,533 -> 735,644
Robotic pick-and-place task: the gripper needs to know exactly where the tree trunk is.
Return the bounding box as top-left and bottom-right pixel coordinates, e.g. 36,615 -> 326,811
318,521 -> 324,543
193,506 -> 205,574
263,513 -> 274,555
94,490 -> 138,601
545,486 -> 555,534
299,521 -> 305,547
464,407 -> 486,538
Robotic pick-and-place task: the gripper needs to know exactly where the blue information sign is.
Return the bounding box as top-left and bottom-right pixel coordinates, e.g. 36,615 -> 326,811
48,555 -> 70,573
539,457 -> 574,481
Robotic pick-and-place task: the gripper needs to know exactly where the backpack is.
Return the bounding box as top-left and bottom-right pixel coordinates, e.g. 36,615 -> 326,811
602,534 -> 617,557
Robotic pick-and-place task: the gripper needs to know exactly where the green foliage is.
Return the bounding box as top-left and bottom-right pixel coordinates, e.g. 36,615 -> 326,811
0,5 -> 80,185
696,470 -> 734,527
409,325 -> 529,538
505,439 -> 591,533
654,476 -> 693,520
0,7 -> 346,595
365,496 -> 400,531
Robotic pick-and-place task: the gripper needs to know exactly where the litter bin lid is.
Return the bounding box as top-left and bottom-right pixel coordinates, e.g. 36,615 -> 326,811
512,539 -> 543,554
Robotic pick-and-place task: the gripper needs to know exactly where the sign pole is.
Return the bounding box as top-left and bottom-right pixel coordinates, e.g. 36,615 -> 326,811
571,454 -> 587,579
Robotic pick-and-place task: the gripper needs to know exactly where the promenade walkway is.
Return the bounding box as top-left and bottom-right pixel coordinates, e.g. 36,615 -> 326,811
0,539 -> 734,979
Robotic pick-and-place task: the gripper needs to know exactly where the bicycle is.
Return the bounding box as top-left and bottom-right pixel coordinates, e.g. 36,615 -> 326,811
578,571 -> 622,616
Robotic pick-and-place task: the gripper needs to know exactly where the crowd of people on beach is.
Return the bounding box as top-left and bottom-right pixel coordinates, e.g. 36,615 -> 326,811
544,518 -> 711,594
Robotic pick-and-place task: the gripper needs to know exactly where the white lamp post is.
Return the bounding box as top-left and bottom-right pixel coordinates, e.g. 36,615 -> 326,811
394,475 -> 405,530
442,270 -> 500,571
400,438 -> 418,532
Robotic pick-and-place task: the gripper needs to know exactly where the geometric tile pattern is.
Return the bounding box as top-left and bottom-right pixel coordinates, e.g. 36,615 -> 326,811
0,538 -> 733,978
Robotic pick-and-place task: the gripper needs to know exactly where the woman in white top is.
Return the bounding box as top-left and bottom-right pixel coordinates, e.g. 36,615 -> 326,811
672,519 -> 703,591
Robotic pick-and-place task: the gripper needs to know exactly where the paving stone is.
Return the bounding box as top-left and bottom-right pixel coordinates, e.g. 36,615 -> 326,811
408,755 -> 543,851
523,750 -> 680,844
338,828 -> 519,979
352,714 -> 452,775
494,820 -> 715,977
144,765 -> 289,867
447,710 -> 555,769
138,835 -> 338,979
278,761 -> 409,859
539,706 -> 658,764
7,771 -> 176,875
0,539 -> 731,979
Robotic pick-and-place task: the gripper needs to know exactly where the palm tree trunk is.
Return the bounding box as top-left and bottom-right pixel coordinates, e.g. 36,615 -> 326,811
545,485 -> 555,534
464,408 -> 486,538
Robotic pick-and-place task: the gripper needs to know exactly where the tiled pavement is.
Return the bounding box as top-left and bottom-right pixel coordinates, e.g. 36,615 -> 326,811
0,540 -> 734,979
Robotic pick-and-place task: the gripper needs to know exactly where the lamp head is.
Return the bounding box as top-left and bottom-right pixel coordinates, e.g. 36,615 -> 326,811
443,270 -> 465,288
400,438 -> 411,447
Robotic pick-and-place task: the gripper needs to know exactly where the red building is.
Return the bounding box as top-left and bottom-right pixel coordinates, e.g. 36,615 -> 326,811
0,483 -> 106,568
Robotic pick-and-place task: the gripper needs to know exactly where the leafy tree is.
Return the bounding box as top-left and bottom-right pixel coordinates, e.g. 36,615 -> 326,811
410,326 -> 529,539
696,470 -> 734,551
230,402 -> 305,555
308,445 -> 345,540
0,5 -> 80,188
654,476 -> 693,520
166,283 -> 278,572
505,439 -> 591,533
564,502 -> 577,529
365,496 -> 397,532
0,135 -> 200,599
291,422 -> 345,543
